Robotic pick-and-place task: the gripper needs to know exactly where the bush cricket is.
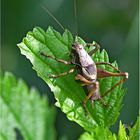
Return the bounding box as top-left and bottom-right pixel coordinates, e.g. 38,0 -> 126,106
41,42 -> 128,108
40,0 -> 129,109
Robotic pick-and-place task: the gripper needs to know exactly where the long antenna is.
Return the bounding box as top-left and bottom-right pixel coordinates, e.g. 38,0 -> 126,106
74,0 -> 78,36
41,5 -> 65,31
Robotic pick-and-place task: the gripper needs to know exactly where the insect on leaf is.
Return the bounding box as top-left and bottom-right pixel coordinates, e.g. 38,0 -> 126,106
18,27 -> 126,132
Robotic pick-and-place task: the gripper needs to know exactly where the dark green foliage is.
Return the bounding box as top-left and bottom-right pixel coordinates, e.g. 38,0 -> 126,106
0,26 -> 135,140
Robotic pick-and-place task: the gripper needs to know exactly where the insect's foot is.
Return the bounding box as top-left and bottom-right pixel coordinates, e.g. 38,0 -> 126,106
40,51 -> 45,56
91,100 -> 94,109
48,74 -> 58,78
80,101 -> 89,115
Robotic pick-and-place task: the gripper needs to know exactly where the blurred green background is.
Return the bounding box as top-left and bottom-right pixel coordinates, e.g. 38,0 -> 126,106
2,0 -> 139,139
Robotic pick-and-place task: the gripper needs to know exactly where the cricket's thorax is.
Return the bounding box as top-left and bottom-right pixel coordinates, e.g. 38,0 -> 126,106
73,43 -> 97,81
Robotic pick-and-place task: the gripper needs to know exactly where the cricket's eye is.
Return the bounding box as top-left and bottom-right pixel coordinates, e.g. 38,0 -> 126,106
78,45 -> 83,49
72,44 -> 77,50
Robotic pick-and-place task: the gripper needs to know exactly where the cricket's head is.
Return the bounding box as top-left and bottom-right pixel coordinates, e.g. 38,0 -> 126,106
72,43 -> 84,53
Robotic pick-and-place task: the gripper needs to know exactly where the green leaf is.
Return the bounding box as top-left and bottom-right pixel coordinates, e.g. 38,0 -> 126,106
78,127 -> 117,140
128,116 -> 140,140
118,121 -> 128,140
0,72 -> 56,140
78,132 -> 94,140
117,119 -> 140,140
18,26 -> 126,132
79,119 -> 140,140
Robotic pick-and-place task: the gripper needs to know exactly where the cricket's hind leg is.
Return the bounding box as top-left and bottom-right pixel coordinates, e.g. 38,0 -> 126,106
75,74 -> 92,85
75,74 -> 108,116
83,81 -> 99,107
75,74 -> 102,106
97,68 -> 128,98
